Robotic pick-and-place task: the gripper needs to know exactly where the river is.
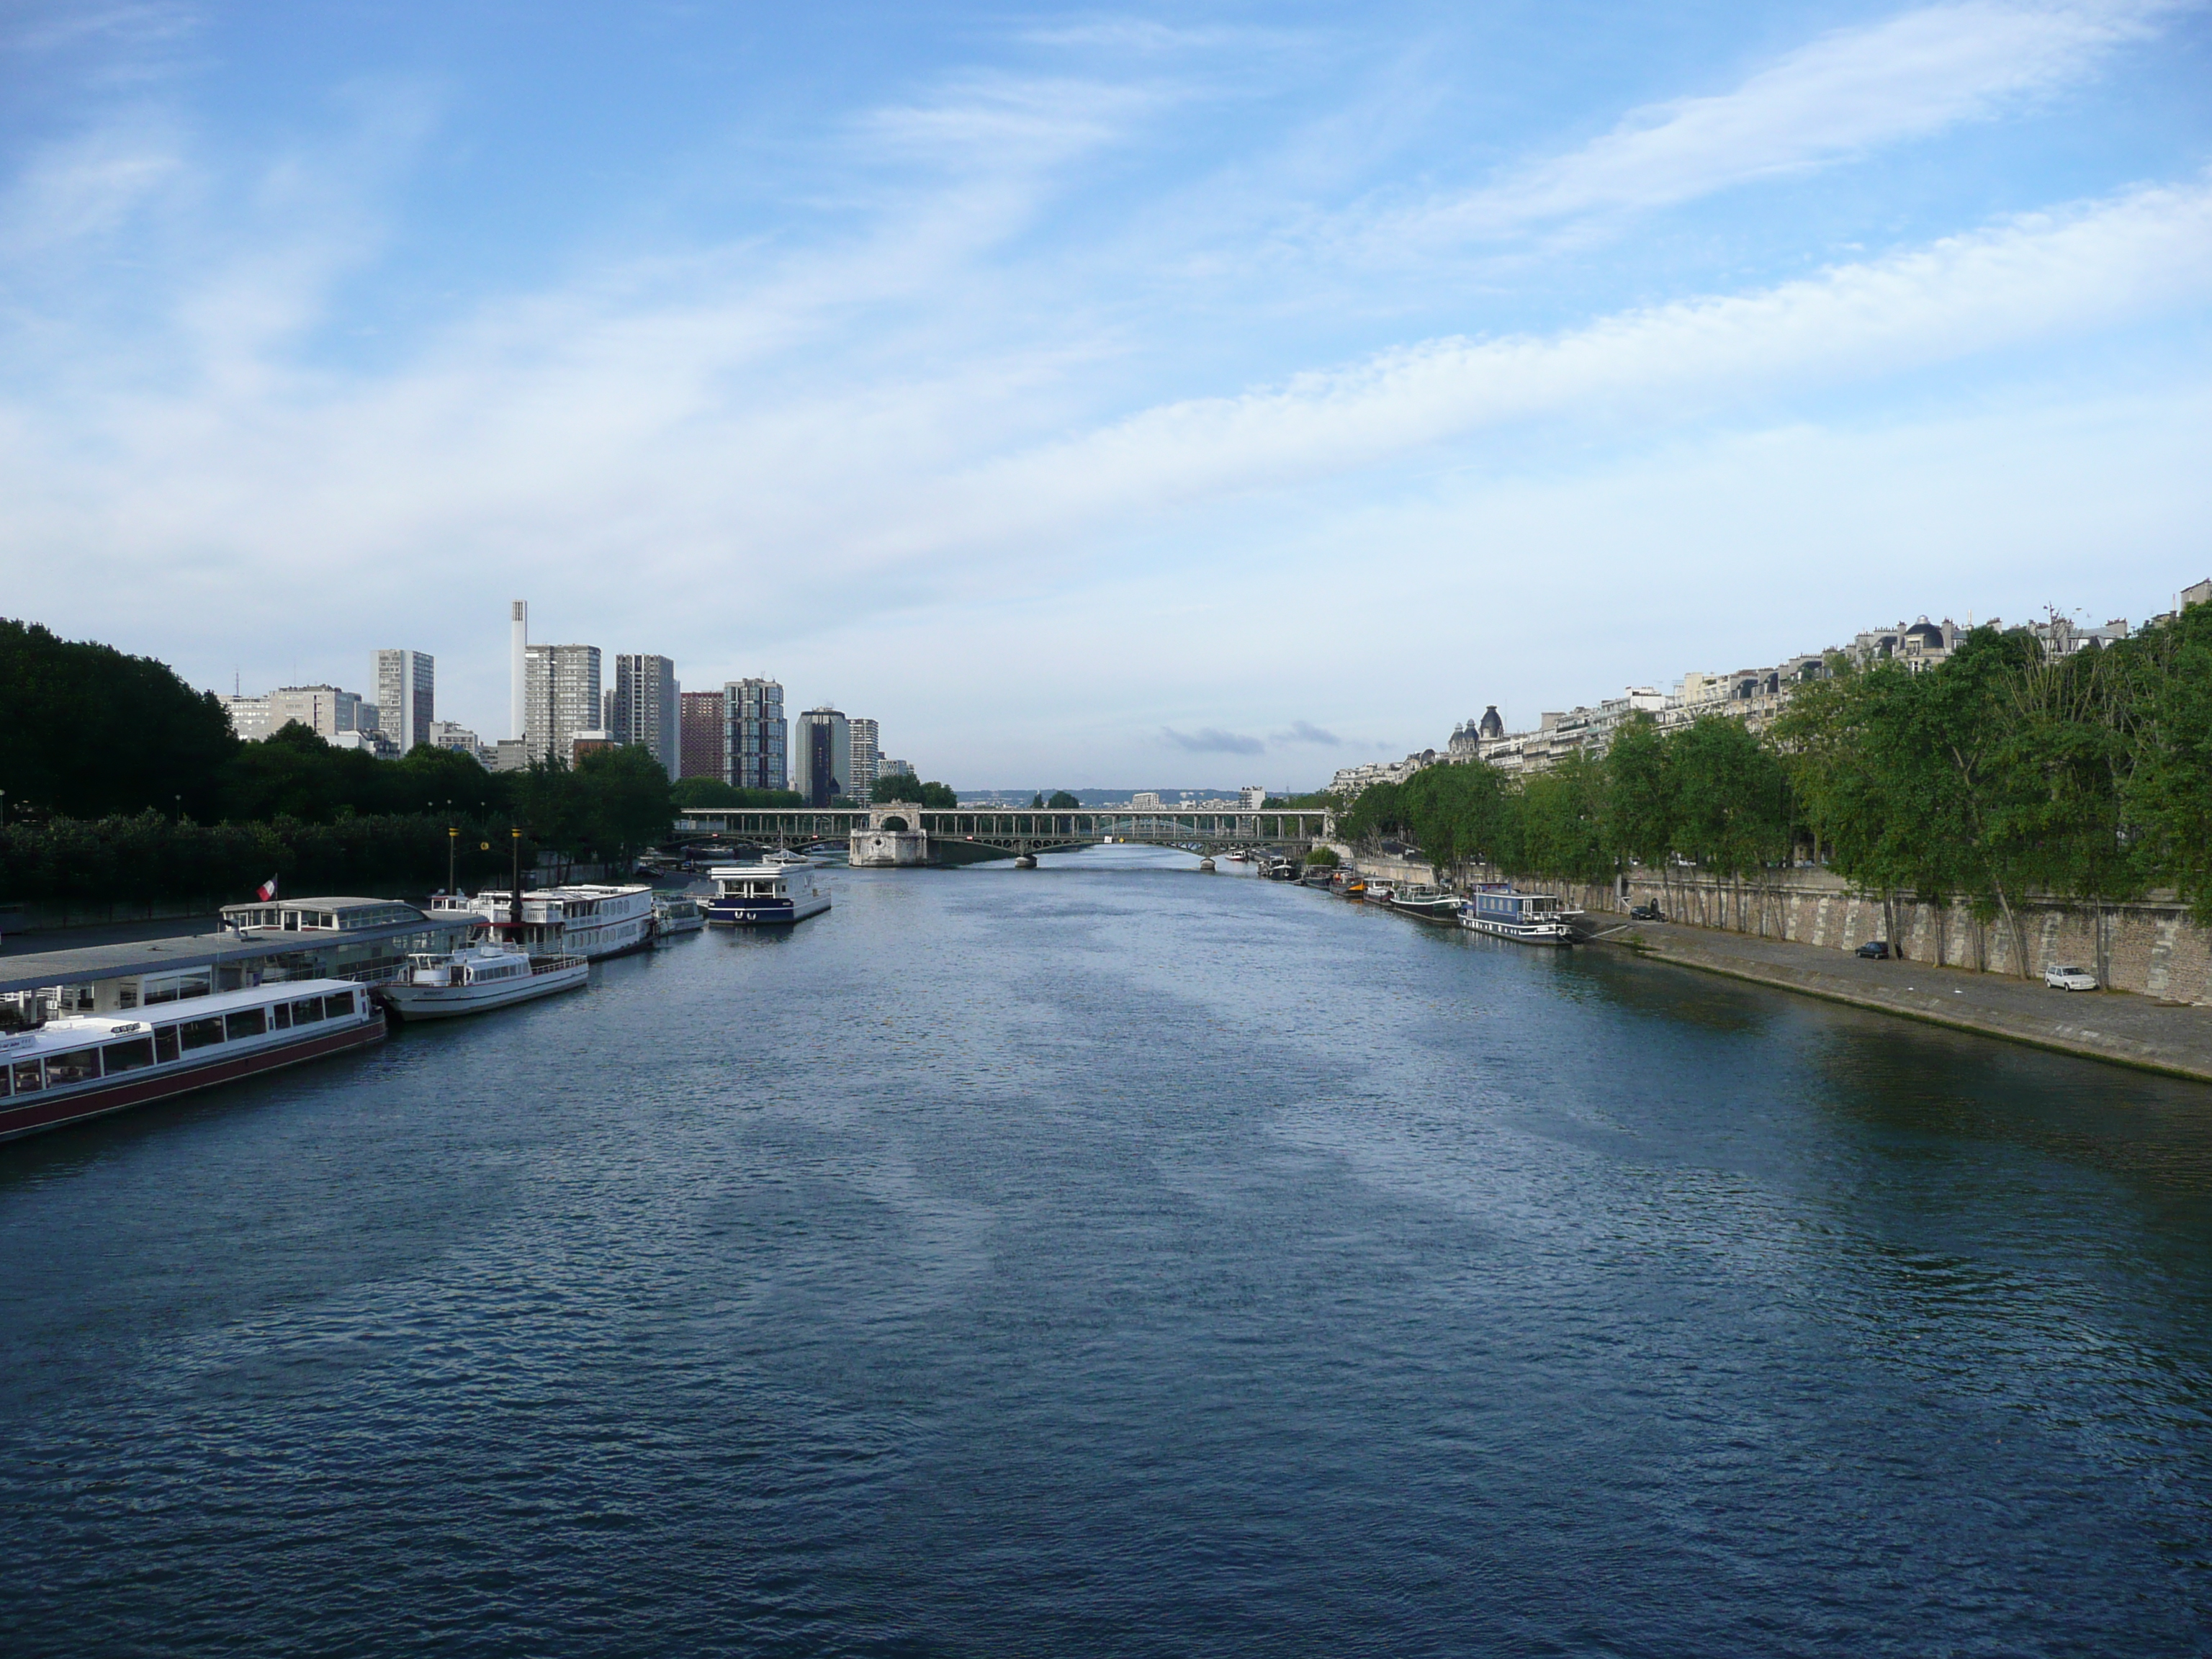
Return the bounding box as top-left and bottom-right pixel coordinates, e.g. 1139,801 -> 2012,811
4,847 -> 2209,1655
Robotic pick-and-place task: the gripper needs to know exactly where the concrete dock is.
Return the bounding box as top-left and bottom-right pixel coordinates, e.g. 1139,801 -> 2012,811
1605,920 -> 2212,1084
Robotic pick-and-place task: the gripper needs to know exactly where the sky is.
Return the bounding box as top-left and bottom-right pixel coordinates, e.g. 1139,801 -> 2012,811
2,1 -> 2208,789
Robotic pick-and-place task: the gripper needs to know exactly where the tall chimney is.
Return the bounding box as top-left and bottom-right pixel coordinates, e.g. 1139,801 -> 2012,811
510,601 -> 528,743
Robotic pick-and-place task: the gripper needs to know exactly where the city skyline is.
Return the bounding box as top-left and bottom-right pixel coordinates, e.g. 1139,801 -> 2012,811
4,2 -> 2207,786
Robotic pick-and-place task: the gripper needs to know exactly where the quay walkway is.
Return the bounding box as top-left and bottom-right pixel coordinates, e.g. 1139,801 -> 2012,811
1608,919 -> 2212,1083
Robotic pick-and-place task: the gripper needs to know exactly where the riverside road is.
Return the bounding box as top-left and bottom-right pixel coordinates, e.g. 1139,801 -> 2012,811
2,846 -> 2208,1655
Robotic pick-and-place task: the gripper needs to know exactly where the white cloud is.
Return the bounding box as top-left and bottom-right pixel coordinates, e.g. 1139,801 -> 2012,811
1390,1 -> 2169,243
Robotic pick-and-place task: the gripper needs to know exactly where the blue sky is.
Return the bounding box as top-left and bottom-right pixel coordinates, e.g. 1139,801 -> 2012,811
4,1 -> 2208,787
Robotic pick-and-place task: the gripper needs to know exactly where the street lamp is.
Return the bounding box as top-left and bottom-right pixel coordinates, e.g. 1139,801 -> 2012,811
447,824 -> 458,894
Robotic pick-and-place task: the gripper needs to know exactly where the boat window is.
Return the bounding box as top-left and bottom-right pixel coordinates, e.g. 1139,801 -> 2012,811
226,1009 -> 268,1040
324,992 -> 355,1018
47,1049 -> 101,1087
11,1059 -> 41,1093
0,1066 -> 8,1097
155,1026 -> 179,1064
273,1002 -> 292,1029
102,1037 -> 156,1074
292,997 -> 325,1025
179,1017 -> 225,1051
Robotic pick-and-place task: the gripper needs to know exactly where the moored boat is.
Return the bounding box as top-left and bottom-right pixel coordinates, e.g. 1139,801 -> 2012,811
377,945 -> 588,1021
1459,885 -> 1579,945
652,893 -> 705,937
1388,886 -> 1462,923
431,884 -> 655,961
704,863 -> 832,926
1366,880 -> 1395,904
1,980 -> 384,1143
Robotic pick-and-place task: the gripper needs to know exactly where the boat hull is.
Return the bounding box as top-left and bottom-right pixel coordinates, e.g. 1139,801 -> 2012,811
1389,897 -> 1463,924
0,1014 -> 386,1143
706,891 -> 832,926
1458,914 -> 1573,945
379,961 -> 590,1021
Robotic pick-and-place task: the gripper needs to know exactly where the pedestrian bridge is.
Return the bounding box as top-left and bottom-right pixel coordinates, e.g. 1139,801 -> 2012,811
670,804 -> 1335,866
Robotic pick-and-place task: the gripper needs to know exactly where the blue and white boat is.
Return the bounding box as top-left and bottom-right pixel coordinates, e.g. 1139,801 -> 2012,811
704,863 -> 832,927
1459,885 -> 1578,945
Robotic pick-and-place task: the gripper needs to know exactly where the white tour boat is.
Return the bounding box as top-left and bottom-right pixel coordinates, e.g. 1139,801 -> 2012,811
1459,886 -> 1579,945
431,883 -> 655,961
0,980 -> 384,1142
376,944 -> 588,1022
704,863 -> 832,927
653,892 -> 705,937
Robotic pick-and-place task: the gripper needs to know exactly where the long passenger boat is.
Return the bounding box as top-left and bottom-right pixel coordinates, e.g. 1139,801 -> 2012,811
0,981 -> 384,1142
1459,886 -> 1579,945
431,884 -> 655,961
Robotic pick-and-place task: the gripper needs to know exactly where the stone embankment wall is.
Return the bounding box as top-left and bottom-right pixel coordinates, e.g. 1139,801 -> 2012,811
1348,853 -> 2212,1004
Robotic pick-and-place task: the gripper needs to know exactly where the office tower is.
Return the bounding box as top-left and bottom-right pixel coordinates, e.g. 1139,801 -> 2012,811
221,695 -> 274,740
264,685 -> 372,739
524,644 -> 602,765
679,691 -> 726,781
607,654 -> 679,779
792,706 -> 851,807
848,717 -> 879,803
724,679 -> 786,793
374,649 -> 435,755
509,601 -> 528,742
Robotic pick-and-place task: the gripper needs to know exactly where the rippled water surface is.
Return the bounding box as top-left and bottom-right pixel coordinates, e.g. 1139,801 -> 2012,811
5,849 -> 2211,1656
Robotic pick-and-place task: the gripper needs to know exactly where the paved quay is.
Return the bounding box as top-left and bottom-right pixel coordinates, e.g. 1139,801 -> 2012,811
1597,919 -> 2212,1082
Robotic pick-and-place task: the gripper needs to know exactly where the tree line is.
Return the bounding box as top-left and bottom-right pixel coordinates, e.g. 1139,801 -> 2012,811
0,618 -> 676,904
1338,603 -> 2212,966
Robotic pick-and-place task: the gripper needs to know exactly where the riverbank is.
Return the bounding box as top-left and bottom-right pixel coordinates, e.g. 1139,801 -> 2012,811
1604,919 -> 2212,1083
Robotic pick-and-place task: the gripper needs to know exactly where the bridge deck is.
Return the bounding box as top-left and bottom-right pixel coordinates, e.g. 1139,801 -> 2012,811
673,807 -> 1333,853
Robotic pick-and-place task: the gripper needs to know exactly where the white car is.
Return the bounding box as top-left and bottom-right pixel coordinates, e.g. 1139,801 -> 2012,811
2044,964 -> 2099,992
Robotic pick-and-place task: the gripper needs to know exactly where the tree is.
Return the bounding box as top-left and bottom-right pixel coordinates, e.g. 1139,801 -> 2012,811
674,777 -> 801,808
575,745 -> 676,861
872,773 -> 917,803
917,781 -> 958,809
0,617 -> 239,819
1048,791 -> 1080,809
1030,792 -> 1045,808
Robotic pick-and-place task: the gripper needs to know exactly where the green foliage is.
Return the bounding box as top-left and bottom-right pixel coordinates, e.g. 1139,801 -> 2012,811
0,617 -> 240,819
1047,791 -> 1081,809
1303,845 -> 1340,867
1030,793 -> 1045,807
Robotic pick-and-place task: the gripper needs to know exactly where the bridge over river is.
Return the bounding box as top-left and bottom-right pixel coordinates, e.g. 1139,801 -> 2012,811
672,804 -> 1336,866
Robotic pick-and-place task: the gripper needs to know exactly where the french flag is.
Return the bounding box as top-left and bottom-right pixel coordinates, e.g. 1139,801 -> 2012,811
256,876 -> 279,902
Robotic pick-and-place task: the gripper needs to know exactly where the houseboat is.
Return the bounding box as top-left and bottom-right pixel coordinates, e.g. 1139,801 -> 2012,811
703,863 -> 832,926
1389,886 -> 1462,924
1459,886 -> 1579,945
0,980 -> 385,1142
376,945 -> 588,1022
431,884 -> 655,961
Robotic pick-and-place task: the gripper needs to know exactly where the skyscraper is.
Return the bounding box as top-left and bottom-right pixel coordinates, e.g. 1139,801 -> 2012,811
509,601 -> 528,742
679,691 -> 726,781
525,644 -> 602,765
724,679 -> 786,793
848,717 -> 880,802
374,649 -> 435,755
606,654 -> 679,778
792,706 -> 851,807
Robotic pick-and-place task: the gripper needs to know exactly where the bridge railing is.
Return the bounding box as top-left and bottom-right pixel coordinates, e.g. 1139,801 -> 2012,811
672,808 -> 1335,845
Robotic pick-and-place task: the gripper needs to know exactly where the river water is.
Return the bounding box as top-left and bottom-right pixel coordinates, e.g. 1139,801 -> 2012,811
3,848 -> 2209,1655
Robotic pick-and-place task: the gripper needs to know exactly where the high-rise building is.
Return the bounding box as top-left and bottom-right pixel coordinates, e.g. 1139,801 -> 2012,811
221,695 -> 274,741
606,654 -> 679,778
792,706 -> 851,806
1240,786 -> 1266,810
848,717 -> 880,803
524,644 -> 602,765
679,691 -> 727,781
509,601 -> 528,742
724,679 -> 786,793
264,685 -> 373,740
374,649 -> 435,755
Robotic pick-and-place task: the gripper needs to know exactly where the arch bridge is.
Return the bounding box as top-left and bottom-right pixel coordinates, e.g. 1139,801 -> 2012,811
671,804 -> 1335,866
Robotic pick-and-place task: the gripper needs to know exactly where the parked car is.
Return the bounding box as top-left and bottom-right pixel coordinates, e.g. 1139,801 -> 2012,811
2044,963 -> 2100,992
1629,902 -> 1664,921
1856,940 -> 1891,959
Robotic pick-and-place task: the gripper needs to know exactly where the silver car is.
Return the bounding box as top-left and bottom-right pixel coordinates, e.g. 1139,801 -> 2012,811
2044,964 -> 2098,991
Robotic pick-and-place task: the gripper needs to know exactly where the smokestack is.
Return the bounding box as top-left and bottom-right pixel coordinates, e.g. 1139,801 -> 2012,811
510,601 -> 527,743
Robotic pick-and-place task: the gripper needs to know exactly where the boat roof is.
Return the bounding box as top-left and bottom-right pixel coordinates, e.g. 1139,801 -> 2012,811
706,863 -> 790,876
0,978 -> 359,1056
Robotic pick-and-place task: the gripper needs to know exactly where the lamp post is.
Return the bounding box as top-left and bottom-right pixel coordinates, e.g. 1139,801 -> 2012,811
509,827 -> 523,938
447,824 -> 458,895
